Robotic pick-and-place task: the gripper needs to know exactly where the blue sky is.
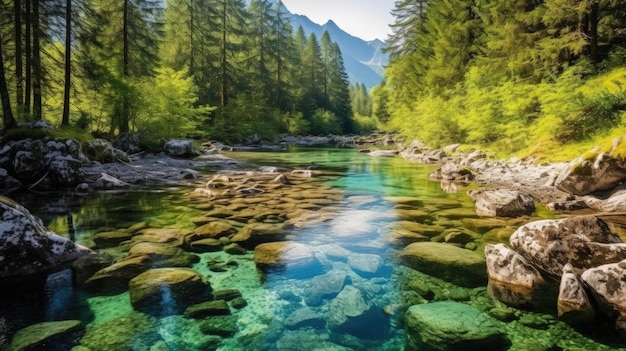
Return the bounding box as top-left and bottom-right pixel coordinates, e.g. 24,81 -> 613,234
280,0 -> 396,41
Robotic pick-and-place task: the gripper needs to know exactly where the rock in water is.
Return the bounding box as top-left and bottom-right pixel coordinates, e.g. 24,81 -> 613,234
129,268 -> 212,317
9,320 -> 83,351
485,244 -> 549,309
509,215 -> 626,277
581,260 -> 626,332
399,242 -> 487,287
558,263 -> 595,325
0,195 -> 92,278
404,301 -> 509,351
468,188 -> 535,217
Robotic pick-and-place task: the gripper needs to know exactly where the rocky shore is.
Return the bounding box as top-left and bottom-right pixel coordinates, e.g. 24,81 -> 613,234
3,128 -> 626,349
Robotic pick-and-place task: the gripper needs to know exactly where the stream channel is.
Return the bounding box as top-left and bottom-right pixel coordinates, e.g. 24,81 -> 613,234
1,147 -> 624,350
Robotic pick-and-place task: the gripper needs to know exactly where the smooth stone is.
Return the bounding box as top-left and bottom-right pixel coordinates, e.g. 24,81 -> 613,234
400,242 -> 487,287
327,285 -> 372,328
193,221 -> 234,238
348,253 -> 384,276
128,242 -> 199,267
304,270 -> 349,306
85,255 -> 153,294
223,243 -> 247,255
184,300 -> 230,319
231,223 -> 287,248
213,289 -> 242,301
231,297 -> 248,309
79,312 -> 159,350
405,301 -> 509,351
462,218 -> 511,234
129,268 -> 212,317
285,307 -> 325,329
198,315 -> 238,337
9,320 -> 83,351
189,238 -> 223,252
254,242 -> 322,277
72,251 -> 115,284
93,231 -> 134,248
132,228 -> 193,247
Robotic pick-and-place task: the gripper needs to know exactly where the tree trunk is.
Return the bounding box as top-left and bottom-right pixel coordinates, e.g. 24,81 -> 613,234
220,1 -> 227,110
0,37 -> 16,130
14,0 -> 24,113
24,0 -> 31,115
62,0 -> 72,125
120,0 -> 130,133
32,0 -> 42,120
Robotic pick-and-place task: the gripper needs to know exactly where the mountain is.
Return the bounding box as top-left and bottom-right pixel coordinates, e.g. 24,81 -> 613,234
289,15 -> 388,89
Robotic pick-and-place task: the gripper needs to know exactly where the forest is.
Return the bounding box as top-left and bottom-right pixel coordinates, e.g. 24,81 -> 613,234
0,0 -> 378,143
379,0 -> 626,160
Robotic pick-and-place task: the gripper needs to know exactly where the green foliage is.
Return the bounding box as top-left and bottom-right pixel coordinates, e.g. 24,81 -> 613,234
309,109 -> 342,136
383,0 -> 626,161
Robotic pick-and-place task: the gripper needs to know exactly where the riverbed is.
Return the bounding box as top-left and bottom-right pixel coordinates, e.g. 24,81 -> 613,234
1,147 -> 623,350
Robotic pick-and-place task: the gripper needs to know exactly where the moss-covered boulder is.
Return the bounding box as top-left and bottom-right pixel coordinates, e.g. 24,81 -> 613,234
581,259 -> 626,332
405,301 -> 509,351
9,320 -> 83,351
79,312 -> 161,351
129,268 -> 212,317
400,242 -> 487,287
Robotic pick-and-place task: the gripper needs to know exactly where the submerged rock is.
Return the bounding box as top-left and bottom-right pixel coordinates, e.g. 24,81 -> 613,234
9,320 -> 83,351
254,242 -> 322,277
400,242 -> 487,287
0,195 -> 92,278
285,307 -> 325,330
468,188 -> 535,217
404,301 -> 509,351
79,312 -> 161,350
129,268 -> 212,317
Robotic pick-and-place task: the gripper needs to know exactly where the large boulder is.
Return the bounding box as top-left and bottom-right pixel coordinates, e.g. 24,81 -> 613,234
468,188 -> 535,217
582,187 -> 626,212
405,301 -> 509,351
581,260 -> 626,332
129,268 -> 212,316
400,242 -> 487,287
84,255 -> 153,294
327,285 -> 381,336
0,196 -> 92,278
555,136 -> 626,196
558,263 -> 595,325
83,139 -> 129,163
163,139 -> 195,157
485,244 -> 548,309
303,270 -> 349,306
232,223 -> 288,248
509,215 -> 626,277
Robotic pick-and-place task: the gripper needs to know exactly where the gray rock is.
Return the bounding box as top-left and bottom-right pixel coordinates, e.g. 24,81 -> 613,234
348,253 -> 384,276
555,137 -> 626,196
0,196 -> 92,278
285,307 -> 325,329
485,244 -> 547,308
163,139 -> 195,157
581,259 -> 626,332
304,270 -> 349,306
405,301 -> 509,351
558,263 -> 595,325
509,215 -> 626,277
468,188 -> 535,217
84,139 -> 129,163
327,285 -> 372,328
582,187 -> 626,212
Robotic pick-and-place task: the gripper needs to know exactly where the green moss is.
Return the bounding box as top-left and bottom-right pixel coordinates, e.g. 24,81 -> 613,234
1,125 -> 94,144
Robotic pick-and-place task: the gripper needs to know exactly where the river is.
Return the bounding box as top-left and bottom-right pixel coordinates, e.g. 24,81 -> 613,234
1,147 -> 623,350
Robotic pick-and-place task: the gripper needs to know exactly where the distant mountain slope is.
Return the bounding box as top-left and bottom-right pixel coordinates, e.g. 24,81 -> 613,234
289,15 -> 388,89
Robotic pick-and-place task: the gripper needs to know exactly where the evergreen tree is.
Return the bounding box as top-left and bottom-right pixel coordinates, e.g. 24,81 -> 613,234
327,42 -> 352,132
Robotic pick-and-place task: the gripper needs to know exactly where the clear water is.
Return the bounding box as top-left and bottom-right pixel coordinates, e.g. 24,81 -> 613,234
1,147 -> 624,351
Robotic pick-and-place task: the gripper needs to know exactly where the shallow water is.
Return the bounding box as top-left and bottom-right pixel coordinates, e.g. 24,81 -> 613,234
1,147 -> 624,351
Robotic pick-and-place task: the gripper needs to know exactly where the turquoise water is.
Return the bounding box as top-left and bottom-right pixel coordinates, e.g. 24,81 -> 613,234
1,148 -> 624,350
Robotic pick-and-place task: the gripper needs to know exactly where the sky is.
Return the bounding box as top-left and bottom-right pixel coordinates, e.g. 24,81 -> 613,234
280,0 -> 396,41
